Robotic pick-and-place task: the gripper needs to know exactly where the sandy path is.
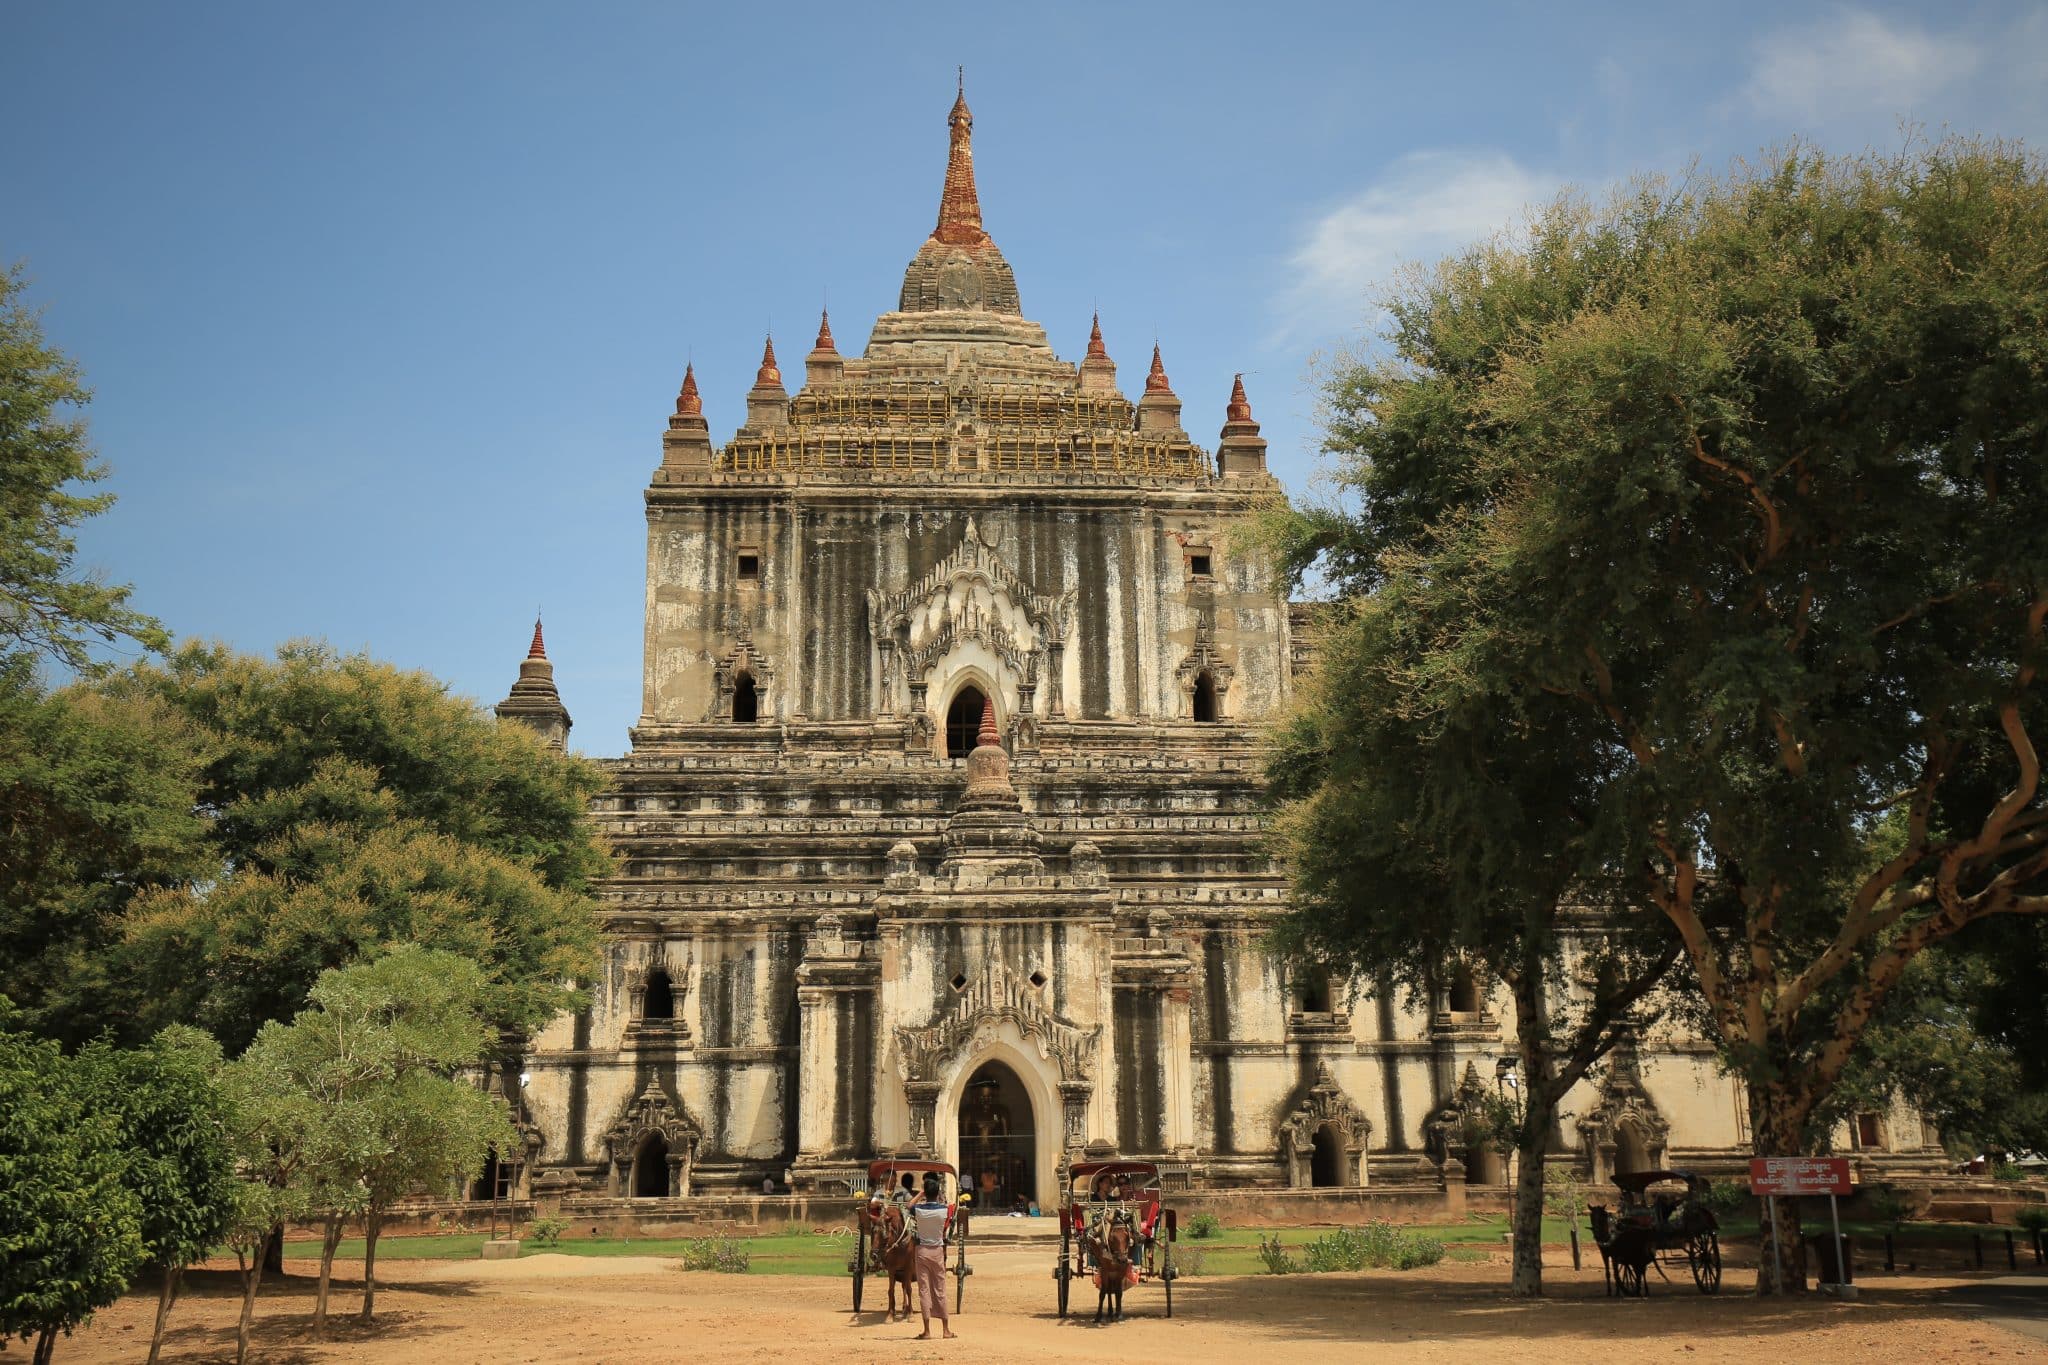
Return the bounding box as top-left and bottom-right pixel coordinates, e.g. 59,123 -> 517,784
59,1246 -> 2047,1363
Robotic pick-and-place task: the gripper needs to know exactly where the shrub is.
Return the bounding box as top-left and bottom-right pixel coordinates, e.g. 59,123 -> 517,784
1171,1246 -> 1206,1277
679,1231 -> 751,1273
1187,1212 -> 1222,1240
1991,1163 -> 2028,1183
1256,1234 -> 1298,1275
2015,1206 -> 2048,1233
1293,1222 -> 1446,1273
528,1216 -> 567,1248
1701,1180 -> 1750,1217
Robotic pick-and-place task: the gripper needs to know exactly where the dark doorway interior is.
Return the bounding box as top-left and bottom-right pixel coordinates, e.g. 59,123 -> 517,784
1192,670 -> 1218,722
958,1060 -> 1034,1212
643,968 -> 674,1020
1310,1124 -> 1344,1187
633,1133 -> 669,1197
946,685 -> 987,759
732,671 -> 758,723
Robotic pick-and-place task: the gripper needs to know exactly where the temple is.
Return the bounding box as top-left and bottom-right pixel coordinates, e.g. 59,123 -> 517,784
491,87 -> 1940,1215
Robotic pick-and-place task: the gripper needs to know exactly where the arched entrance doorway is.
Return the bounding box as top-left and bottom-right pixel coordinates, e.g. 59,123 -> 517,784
945,685 -> 987,758
1310,1124 -> 1344,1187
632,1133 -> 670,1197
1614,1124 -> 1651,1177
956,1060 -> 1035,1213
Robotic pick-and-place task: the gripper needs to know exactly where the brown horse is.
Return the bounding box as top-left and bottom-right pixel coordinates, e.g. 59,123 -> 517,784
1088,1213 -> 1137,1323
860,1198 -> 918,1319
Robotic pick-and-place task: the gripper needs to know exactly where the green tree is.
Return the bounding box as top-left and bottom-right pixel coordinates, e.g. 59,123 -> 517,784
236,948 -> 513,1334
72,1027 -> 239,1365
1266,598 -> 1681,1296
0,662 -> 211,1039
1294,138 -> 2048,1289
0,1008 -> 144,1364
0,264 -> 166,672
74,641 -> 608,1051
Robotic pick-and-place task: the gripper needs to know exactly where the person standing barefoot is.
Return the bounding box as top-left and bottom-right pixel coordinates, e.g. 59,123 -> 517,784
910,1173 -> 957,1341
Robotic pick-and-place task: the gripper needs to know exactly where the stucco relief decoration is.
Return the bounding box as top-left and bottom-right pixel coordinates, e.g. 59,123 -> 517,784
1575,1042 -> 1670,1178
710,634 -> 775,721
894,960 -> 1097,1087
1424,1061 -> 1492,1175
1173,620 -> 1234,716
866,519 -> 1074,719
1279,1062 -> 1374,1187
602,1080 -> 702,1198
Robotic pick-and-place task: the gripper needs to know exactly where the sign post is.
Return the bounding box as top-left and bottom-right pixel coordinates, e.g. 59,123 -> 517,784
1749,1157 -> 1855,1299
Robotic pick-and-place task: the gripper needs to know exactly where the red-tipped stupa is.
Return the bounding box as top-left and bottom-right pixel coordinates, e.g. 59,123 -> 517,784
528,618 -> 547,659
1145,343 -> 1173,394
675,362 -> 702,417
813,309 -> 837,354
755,335 -> 781,387
1085,313 -> 1109,360
1226,373 -> 1253,423
976,695 -> 1000,748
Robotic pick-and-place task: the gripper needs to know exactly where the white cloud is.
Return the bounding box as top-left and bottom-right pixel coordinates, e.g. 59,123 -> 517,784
1737,7 -> 1981,122
1279,150 -> 1561,341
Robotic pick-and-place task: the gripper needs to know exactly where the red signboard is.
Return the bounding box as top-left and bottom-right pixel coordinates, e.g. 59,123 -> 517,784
1749,1157 -> 1852,1196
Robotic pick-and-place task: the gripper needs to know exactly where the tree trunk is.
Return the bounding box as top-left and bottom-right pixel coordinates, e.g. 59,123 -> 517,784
146,1263 -> 183,1365
359,1209 -> 382,1323
32,1324 -> 55,1365
314,1213 -> 344,1338
1752,1089 -> 1809,1295
1506,965 -> 1552,1297
235,1248 -> 266,1365
261,1222 -> 283,1275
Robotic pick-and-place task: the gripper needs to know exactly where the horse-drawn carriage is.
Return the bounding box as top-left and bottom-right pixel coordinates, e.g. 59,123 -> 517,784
1588,1169 -> 1722,1296
1054,1160 -> 1180,1321
850,1157 -> 972,1316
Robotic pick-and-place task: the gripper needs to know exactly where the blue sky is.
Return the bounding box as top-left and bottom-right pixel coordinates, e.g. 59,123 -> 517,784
6,1 -> 2044,751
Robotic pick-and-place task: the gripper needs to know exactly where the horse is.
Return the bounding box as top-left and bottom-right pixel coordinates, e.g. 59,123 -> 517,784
1588,1204 -> 1653,1296
1088,1212 -> 1138,1323
859,1196 -> 918,1319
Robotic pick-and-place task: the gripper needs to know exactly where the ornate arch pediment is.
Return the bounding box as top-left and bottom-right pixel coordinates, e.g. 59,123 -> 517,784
1277,1064 -> 1376,1162
1173,620 -> 1234,715
710,633 -> 775,721
866,519 -> 1075,719
603,1080 -> 702,1198
1576,1045 -> 1670,1151
894,960 -> 1097,1087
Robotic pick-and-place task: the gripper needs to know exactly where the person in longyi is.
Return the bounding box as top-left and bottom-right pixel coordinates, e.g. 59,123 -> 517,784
909,1173 -> 958,1340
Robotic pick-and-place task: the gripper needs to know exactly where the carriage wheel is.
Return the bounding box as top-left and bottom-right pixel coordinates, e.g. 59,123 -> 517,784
1056,1258 -> 1071,1318
851,1227 -> 866,1313
955,1247 -> 967,1314
1690,1232 -> 1722,1294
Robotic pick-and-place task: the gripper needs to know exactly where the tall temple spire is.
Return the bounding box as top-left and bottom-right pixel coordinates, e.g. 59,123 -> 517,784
932,73 -> 991,248
528,616 -> 548,659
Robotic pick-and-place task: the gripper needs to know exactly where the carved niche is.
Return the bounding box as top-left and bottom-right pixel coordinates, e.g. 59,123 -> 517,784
1173,619 -> 1234,718
602,1080 -> 702,1198
1575,1039 -> 1670,1182
867,519 -> 1075,723
894,960 -> 1098,1154
710,634 -> 775,722
1278,1061 -> 1374,1188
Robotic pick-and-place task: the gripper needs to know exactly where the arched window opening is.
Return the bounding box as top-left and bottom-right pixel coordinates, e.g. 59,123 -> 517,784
945,685 -> 987,759
1449,966 -> 1480,1013
1192,670 -> 1218,723
1467,1147 -> 1505,1185
643,967 -> 674,1021
1310,1124 -> 1344,1187
632,1133 -> 670,1198
732,670 -> 758,723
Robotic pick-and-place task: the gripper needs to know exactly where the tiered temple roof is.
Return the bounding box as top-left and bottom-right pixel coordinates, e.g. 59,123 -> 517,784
658,82 -> 1263,487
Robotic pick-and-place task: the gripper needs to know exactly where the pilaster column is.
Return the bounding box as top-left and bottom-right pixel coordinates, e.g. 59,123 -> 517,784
906,1080 -> 942,1155
1162,986 -> 1195,1149
795,985 -> 836,1158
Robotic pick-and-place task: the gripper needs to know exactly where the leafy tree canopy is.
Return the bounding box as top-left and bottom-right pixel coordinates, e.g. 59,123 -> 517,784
0,264 -> 165,672
0,1004 -> 144,1357
53,642 -> 608,1050
1281,137 -> 2048,1169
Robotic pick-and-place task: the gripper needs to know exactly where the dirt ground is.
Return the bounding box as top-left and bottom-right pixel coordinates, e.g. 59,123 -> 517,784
59,1246 -> 2047,1363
